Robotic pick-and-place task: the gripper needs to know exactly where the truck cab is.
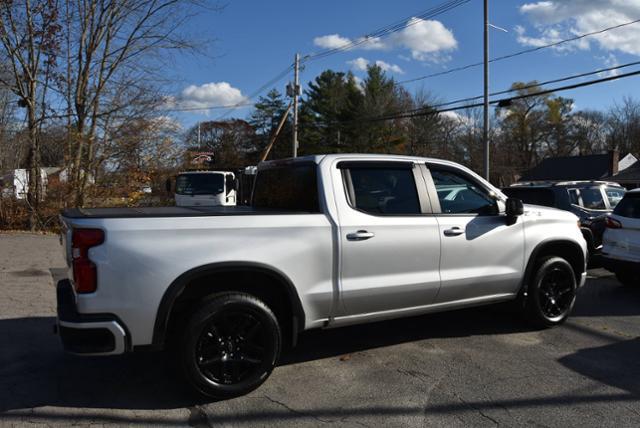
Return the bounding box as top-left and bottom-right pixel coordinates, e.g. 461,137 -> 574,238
173,171 -> 237,207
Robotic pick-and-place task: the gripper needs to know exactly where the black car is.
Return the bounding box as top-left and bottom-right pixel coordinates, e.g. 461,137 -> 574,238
503,181 -> 626,255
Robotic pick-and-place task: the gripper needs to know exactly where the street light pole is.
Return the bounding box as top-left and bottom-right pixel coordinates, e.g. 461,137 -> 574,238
292,53 -> 300,158
483,0 -> 490,181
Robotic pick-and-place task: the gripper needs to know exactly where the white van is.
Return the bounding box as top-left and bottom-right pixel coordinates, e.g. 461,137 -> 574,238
174,171 -> 236,207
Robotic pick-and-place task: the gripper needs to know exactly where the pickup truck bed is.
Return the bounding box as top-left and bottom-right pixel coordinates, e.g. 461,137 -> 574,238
62,206 -> 302,218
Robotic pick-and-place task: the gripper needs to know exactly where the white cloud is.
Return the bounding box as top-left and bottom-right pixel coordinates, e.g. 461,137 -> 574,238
178,82 -> 248,113
347,57 -> 370,71
439,110 -> 475,128
313,34 -> 352,49
375,60 -> 404,74
313,17 -> 457,63
347,57 -> 404,74
599,53 -> 620,77
314,34 -> 388,51
390,18 -> 458,61
518,1 -> 640,55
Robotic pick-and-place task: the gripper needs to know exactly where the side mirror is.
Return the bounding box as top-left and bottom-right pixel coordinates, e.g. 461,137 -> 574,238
506,198 -> 524,218
225,175 -> 236,194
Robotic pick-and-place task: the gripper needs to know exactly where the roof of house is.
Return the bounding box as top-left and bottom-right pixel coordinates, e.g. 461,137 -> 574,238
521,154 -> 612,181
520,153 -> 637,182
608,161 -> 640,182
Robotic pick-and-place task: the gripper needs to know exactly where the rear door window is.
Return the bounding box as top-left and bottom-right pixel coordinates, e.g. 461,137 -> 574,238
252,164 -> 320,212
613,193 -> 640,219
343,167 -> 421,215
579,188 -> 606,210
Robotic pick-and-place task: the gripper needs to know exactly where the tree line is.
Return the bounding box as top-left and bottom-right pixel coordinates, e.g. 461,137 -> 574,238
189,64 -> 640,186
1,2 -> 639,230
0,0 -> 207,229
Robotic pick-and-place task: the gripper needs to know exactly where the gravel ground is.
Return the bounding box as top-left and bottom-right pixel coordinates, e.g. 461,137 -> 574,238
1,233 -> 639,427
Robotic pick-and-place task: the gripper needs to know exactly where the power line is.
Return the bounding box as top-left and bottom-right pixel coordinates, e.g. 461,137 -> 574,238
304,0 -> 472,62
368,68 -> 640,122
214,63 -> 295,120
158,101 -> 256,113
398,17 -> 640,85
396,59 -> 640,116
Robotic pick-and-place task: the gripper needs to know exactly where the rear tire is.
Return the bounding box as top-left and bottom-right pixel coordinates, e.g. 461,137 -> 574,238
524,256 -> 577,328
616,270 -> 640,287
178,292 -> 281,399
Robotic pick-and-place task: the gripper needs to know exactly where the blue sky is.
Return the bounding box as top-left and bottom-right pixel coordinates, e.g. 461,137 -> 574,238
167,0 -> 640,128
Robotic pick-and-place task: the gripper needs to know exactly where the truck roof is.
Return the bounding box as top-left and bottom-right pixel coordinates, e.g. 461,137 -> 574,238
260,153 -> 464,169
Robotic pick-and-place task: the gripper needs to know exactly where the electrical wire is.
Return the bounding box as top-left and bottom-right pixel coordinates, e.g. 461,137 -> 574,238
304,0 -> 472,62
338,70 -> 640,124
398,17 -> 640,85
394,59 -> 640,116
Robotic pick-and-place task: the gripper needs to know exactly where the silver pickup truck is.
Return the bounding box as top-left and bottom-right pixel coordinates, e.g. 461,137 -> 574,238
57,154 -> 587,398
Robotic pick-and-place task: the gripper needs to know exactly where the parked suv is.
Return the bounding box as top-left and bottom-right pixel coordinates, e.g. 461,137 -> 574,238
503,181 -> 626,254
602,189 -> 640,286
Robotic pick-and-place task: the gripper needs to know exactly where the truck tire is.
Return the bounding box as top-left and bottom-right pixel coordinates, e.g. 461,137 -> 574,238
179,292 -> 281,398
616,270 -> 639,287
524,256 -> 577,328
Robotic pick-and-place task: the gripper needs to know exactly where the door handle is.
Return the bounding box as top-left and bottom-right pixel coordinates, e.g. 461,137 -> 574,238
346,230 -> 375,241
443,227 -> 465,236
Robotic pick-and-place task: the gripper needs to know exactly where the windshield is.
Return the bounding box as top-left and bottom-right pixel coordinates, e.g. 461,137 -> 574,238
579,188 -> 606,210
175,173 -> 224,195
613,193 -> 640,219
605,187 -> 626,209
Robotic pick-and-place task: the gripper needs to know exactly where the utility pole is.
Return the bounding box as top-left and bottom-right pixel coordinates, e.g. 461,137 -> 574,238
483,0 -> 490,181
292,53 -> 300,158
197,121 -> 201,147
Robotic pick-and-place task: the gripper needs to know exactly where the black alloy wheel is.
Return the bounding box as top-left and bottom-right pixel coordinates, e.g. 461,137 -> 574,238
180,293 -> 281,398
537,265 -> 575,322
525,256 -> 577,328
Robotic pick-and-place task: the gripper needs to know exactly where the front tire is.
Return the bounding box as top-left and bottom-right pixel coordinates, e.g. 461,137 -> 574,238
179,293 -> 281,399
524,256 -> 577,328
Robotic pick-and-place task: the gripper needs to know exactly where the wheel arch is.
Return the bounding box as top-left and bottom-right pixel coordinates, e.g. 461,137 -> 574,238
522,239 -> 586,294
150,262 -> 306,349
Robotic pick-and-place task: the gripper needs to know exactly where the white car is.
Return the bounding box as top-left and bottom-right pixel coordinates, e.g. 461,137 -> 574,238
602,188 -> 640,286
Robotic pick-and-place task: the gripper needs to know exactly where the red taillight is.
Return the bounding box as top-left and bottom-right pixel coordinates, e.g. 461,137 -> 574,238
72,228 -> 104,293
606,217 -> 622,229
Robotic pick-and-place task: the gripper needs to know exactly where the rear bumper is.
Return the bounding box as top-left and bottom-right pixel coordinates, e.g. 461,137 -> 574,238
56,279 -> 128,355
601,256 -> 640,273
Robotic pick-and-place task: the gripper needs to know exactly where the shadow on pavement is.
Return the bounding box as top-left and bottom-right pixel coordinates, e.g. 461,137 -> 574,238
572,278 -> 640,317
0,316 -> 201,413
0,306 -> 528,414
1,276 -> 638,419
559,337 -> 640,396
282,305 -> 530,365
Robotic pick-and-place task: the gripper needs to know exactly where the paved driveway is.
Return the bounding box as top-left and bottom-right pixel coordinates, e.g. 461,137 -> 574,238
1,233 -> 639,427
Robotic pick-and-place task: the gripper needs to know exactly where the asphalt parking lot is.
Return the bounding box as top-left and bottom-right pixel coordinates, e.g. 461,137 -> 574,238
1,233 -> 639,427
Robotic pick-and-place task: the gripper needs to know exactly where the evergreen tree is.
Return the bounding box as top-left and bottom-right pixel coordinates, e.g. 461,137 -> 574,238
249,89 -> 291,160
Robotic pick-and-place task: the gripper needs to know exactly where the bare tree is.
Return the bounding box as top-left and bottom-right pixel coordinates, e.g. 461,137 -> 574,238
60,0 -> 209,205
607,96 -> 640,155
0,0 -> 60,229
